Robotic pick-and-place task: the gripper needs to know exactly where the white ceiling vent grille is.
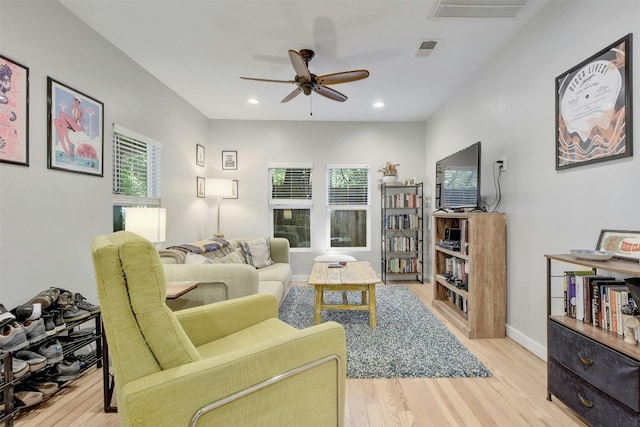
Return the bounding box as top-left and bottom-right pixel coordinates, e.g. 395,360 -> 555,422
430,0 -> 528,19
416,40 -> 441,57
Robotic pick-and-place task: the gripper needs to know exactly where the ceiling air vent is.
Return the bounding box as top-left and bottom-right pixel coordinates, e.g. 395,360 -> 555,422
416,40 -> 441,58
429,0 -> 528,19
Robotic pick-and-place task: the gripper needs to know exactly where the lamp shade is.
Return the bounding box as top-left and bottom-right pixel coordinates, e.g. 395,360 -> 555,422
124,207 -> 167,243
206,179 -> 234,198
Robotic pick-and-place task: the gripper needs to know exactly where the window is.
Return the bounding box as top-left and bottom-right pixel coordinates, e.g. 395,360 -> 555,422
269,164 -> 312,249
112,124 -> 162,231
326,165 -> 370,250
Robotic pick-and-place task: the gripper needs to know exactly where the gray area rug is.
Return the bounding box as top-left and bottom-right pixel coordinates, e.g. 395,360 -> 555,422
278,285 -> 492,379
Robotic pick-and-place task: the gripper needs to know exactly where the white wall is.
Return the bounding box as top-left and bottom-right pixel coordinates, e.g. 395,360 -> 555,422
0,1 -> 426,308
207,119 -> 426,279
424,0 -> 640,358
0,1 -> 211,307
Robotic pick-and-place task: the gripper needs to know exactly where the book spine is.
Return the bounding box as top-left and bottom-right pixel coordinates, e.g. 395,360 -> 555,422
592,282 -> 600,327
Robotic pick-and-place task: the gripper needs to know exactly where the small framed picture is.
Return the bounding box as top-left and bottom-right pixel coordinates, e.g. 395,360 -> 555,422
596,229 -> 640,261
196,176 -> 205,198
404,177 -> 416,186
224,180 -> 238,199
222,150 -> 237,170
0,54 -> 29,166
196,144 -> 205,167
47,77 -> 104,176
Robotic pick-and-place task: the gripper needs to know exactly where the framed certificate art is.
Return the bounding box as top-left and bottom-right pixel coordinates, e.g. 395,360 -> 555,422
555,33 -> 633,170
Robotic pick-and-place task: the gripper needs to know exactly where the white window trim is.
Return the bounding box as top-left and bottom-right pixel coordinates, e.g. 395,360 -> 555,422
325,164 -> 371,251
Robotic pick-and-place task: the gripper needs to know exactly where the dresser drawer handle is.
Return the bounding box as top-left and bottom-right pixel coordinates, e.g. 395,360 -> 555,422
578,354 -> 593,366
578,393 -> 594,408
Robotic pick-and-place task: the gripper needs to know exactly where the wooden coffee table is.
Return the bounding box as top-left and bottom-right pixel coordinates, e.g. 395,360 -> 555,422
308,261 -> 381,328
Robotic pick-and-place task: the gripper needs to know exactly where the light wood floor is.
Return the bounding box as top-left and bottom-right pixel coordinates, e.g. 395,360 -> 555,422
14,283 -> 586,426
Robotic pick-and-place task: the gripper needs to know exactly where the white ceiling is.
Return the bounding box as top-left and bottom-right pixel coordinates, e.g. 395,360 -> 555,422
59,0 -> 547,122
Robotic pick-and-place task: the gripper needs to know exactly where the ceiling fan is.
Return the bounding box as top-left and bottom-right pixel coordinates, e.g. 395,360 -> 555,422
240,49 -> 369,103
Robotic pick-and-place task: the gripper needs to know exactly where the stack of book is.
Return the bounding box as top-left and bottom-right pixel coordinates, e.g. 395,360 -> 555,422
563,271 -> 636,336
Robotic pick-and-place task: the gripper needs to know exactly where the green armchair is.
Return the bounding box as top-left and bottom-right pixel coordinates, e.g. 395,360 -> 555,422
91,231 -> 346,426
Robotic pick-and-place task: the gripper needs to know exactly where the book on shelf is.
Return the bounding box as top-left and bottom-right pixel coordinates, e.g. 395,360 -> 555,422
591,278 -> 616,328
574,275 -> 614,323
563,271 -> 594,318
460,219 -> 469,256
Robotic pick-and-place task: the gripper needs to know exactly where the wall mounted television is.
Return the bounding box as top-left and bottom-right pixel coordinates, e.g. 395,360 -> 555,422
435,141 -> 481,210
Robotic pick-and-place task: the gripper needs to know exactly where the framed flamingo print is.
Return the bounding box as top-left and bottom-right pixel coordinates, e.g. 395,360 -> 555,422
47,77 -> 104,176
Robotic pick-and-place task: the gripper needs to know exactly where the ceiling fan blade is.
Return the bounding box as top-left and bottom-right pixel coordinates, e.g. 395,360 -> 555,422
314,85 -> 348,102
240,76 -> 295,84
317,70 -> 370,85
288,50 -> 311,80
281,87 -> 303,103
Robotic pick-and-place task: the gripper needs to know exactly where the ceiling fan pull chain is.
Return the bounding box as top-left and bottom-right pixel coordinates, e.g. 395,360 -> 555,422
310,95 -> 313,116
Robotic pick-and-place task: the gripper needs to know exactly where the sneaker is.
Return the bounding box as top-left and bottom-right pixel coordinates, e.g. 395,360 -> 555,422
0,357 -> 29,379
29,381 -> 58,397
73,293 -> 100,314
15,350 -> 47,372
14,390 -> 43,408
22,318 -> 48,344
50,359 -> 85,382
37,339 -> 63,364
12,302 -> 42,322
26,288 -> 60,310
0,322 -> 29,352
50,310 -> 66,332
56,292 -> 90,322
0,304 -> 16,328
41,313 -> 57,336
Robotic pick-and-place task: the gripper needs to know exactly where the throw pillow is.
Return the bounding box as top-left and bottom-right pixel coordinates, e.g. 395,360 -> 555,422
185,252 -> 213,264
239,238 -> 274,269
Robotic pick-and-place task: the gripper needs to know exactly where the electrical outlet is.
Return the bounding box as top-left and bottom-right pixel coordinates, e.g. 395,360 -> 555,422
499,156 -> 507,171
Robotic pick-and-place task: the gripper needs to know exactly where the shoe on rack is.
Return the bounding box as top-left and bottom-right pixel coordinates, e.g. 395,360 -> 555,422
28,381 -> 58,397
73,293 -> 100,314
0,322 -> 29,352
0,304 -> 16,328
25,287 -> 60,311
22,318 -> 48,344
12,302 -> 42,322
0,358 -> 29,379
50,310 -> 66,332
14,390 -> 43,408
56,291 -> 90,322
50,359 -> 85,382
41,312 -> 57,336
15,350 -> 47,372
37,339 -> 63,364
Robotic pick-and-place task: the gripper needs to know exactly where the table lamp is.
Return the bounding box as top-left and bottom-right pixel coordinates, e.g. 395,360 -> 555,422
124,207 -> 167,247
206,179 -> 234,238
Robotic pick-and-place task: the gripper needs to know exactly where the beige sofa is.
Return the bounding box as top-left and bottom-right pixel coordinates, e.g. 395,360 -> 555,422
159,237 -> 291,310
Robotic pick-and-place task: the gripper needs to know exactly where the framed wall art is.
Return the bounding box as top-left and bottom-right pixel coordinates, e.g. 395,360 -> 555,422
197,176 -> 205,198
556,33 -> 633,170
222,150 -> 237,170
0,54 -> 29,166
47,77 -> 104,176
196,143 -> 205,167
596,229 -> 640,261
224,180 -> 238,199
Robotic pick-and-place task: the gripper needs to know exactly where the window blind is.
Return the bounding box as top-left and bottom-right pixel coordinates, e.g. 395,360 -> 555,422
327,166 -> 370,206
112,124 -> 162,206
269,166 -> 312,204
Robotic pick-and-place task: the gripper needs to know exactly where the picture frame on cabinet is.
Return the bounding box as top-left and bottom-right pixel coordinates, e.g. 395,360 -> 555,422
555,33 -> 633,170
404,177 -> 416,186
0,54 -> 29,166
196,144 -> 205,167
222,150 -> 237,170
596,229 -> 640,261
197,176 -> 205,198
47,77 -> 104,176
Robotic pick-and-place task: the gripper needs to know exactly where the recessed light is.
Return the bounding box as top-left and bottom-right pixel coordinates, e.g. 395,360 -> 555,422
247,98 -> 259,104
373,101 -> 384,108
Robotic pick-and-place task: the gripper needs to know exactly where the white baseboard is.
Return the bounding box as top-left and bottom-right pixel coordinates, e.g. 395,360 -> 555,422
506,324 -> 547,361
291,274 -> 309,282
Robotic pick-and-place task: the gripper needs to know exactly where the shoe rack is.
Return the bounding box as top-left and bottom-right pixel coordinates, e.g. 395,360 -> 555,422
0,313 -> 102,425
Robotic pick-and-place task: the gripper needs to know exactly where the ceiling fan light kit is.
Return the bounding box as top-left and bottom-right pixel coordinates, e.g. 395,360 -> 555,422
240,49 -> 370,104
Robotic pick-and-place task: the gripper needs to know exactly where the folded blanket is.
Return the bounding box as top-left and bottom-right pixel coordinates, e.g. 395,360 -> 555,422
167,238 -> 229,254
